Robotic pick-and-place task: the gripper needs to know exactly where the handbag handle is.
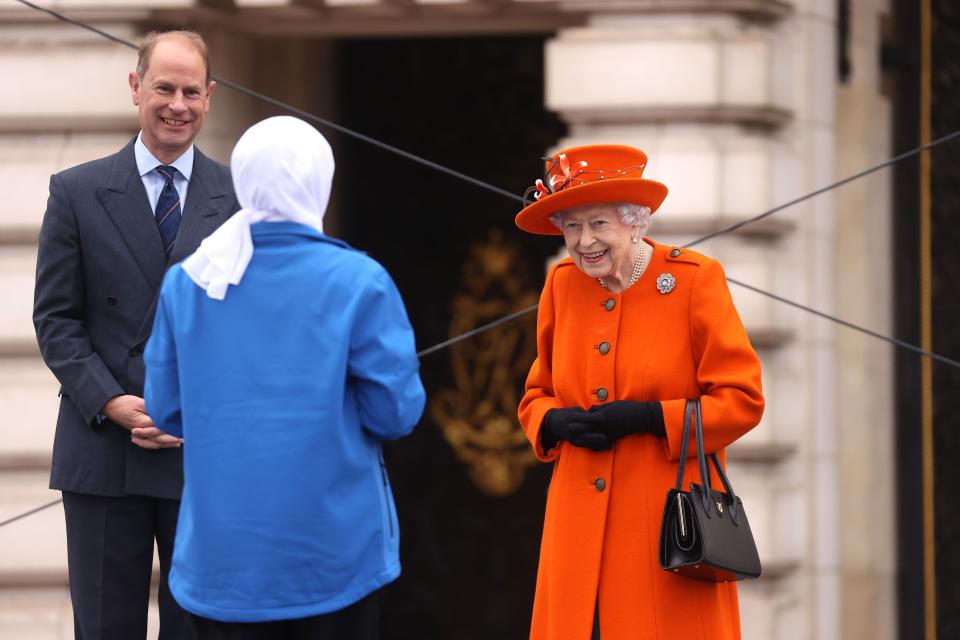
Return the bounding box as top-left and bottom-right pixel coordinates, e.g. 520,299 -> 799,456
675,399 -> 742,523
673,400 -> 696,490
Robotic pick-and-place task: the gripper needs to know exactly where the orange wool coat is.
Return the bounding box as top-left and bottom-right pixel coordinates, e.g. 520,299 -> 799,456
518,240 -> 764,640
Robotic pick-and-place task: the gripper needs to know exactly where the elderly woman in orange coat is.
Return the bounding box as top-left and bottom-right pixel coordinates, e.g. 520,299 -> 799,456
516,144 -> 764,640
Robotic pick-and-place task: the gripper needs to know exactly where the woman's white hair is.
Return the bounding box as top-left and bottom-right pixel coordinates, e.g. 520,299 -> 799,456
549,203 -> 652,235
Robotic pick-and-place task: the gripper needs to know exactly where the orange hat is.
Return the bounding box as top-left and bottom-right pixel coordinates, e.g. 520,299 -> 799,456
515,144 -> 668,236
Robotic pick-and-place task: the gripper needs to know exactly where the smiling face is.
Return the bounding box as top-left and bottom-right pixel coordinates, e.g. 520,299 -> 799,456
129,35 -> 215,164
558,204 -> 639,283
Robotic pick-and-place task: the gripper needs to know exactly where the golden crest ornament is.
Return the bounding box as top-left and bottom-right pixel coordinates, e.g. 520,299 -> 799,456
430,230 -> 539,496
656,273 -> 676,294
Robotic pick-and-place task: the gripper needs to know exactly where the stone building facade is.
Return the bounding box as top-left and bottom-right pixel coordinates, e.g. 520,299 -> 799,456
0,1 -> 901,638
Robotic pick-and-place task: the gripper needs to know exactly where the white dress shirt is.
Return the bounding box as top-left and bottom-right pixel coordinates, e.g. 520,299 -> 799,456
134,132 -> 194,213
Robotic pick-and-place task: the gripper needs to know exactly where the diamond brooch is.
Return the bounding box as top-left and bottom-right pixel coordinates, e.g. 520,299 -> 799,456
656,273 -> 676,294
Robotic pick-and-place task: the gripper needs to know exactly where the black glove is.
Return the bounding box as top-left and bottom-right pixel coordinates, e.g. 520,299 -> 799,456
541,407 -> 612,452
588,400 -> 666,442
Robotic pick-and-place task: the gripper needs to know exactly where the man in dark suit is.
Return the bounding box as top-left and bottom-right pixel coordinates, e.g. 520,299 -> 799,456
33,30 -> 239,639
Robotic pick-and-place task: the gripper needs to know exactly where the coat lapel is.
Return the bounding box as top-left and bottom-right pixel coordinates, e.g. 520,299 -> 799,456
133,148 -> 234,346
97,139 -> 167,293
168,149 -> 231,264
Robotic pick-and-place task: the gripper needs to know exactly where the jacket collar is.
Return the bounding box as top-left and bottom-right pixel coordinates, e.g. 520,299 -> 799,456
251,221 -> 354,250
133,133 -> 194,182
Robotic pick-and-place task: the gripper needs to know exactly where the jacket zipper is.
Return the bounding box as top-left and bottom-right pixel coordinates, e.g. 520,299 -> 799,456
379,454 -> 395,538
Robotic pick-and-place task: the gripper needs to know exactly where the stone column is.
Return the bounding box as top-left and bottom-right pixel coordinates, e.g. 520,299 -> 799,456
834,0 -> 897,638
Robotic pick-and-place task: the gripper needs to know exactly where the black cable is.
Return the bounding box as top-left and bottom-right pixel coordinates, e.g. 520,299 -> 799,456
420,278 -> 960,368
0,498 -> 63,528
12,0 -> 960,369
211,77 -> 523,202
4,269 -> 957,530
684,128 -> 960,248
725,277 -> 960,368
0,306 -> 536,530
14,0 -> 139,48
417,304 -> 539,358
12,0 -> 960,367
11,0 -> 523,204
15,0 -> 960,248
3,0 -> 959,536
0,304 -> 530,530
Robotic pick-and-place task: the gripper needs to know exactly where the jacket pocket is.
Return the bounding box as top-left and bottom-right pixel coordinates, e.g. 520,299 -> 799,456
377,448 -> 395,539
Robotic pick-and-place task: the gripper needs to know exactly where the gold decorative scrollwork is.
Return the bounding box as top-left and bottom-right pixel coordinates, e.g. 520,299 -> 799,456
431,229 -> 539,496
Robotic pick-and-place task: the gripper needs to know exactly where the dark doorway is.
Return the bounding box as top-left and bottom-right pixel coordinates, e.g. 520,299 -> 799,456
334,35 -> 566,639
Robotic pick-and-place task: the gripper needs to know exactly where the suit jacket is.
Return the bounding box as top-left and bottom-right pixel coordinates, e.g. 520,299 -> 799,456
144,222 -> 426,621
33,137 -> 239,500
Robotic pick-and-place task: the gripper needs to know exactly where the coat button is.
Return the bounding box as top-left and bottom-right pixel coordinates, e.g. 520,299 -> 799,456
604,298 -> 615,311
106,296 -> 117,306
598,341 -> 610,355
670,248 -> 681,257
594,477 -> 606,492
129,346 -> 141,357
596,387 -> 608,401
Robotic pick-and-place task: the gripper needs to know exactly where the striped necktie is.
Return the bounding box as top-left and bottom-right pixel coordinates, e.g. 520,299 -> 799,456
154,165 -> 182,258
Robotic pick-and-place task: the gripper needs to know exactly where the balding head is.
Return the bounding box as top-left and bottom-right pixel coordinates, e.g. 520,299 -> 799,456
137,30 -> 211,86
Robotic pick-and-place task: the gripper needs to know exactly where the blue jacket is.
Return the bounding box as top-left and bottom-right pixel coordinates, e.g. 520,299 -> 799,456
144,222 -> 426,622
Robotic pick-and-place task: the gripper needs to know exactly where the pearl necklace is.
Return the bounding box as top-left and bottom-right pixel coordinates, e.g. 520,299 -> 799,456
599,244 -> 647,291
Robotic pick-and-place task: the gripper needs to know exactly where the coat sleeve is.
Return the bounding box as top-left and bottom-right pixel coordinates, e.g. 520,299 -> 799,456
660,259 -> 765,460
144,274 -> 183,438
349,268 -> 426,441
517,264 -> 562,463
33,173 -> 124,424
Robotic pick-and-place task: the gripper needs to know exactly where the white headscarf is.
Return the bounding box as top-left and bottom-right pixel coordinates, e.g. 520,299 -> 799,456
182,116 -> 335,300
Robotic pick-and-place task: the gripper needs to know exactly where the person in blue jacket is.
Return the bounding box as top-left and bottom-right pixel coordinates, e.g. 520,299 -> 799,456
140,115 -> 426,639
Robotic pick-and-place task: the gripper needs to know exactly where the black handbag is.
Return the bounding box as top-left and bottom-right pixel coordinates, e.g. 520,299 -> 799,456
658,398 -> 761,582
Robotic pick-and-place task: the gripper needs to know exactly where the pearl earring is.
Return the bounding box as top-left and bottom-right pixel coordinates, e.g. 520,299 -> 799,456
631,237 -> 638,243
